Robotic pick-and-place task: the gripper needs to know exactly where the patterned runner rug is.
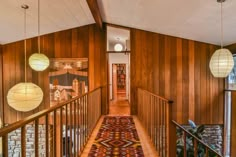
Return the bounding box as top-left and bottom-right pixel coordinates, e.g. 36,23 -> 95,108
88,116 -> 144,157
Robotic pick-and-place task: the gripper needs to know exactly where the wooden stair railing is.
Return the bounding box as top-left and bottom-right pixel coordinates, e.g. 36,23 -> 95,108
0,87 -> 102,157
137,88 -> 174,157
172,120 -> 223,157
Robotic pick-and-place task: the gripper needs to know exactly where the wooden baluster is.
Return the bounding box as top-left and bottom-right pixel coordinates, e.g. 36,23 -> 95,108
206,148 -> 209,157
158,98 -> 160,154
183,131 -> 187,157
85,95 -> 88,141
35,119 -> 39,157
2,134 -> 8,156
160,100 -> 163,157
82,97 -> 85,147
45,115 -> 49,157
165,102 -> 168,157
77,99 -> 80,155
60,108 -> 63,157
74,101 -> 76,157
53,110 -> 57,157
21,125 -> 26,157
70,102 -> 73,156
79,98 -> 82,154
65,104 -> 68,157
154,97 -> 157,149
194,139 -> 197,157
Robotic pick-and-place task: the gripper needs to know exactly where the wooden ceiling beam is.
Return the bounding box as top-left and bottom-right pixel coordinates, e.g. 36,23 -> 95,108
86,0 -> 103,30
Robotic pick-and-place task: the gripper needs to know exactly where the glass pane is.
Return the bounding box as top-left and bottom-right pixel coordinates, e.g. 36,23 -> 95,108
227,55 -> 236,89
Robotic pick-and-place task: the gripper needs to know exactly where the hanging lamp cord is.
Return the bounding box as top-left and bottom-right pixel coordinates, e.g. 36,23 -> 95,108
220,1 -> 223,49
38,0 -> 41,54
22,5 -> 28,83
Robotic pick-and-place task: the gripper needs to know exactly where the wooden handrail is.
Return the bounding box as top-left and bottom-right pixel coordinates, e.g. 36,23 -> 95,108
0,86 -> 102,156
137,88 -> 173,157
138,88 -> 173,103
0,87 -> 101,136
172,120 -> 223,157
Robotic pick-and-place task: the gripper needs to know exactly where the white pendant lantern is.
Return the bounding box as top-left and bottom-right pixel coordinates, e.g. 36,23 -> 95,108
7,83 -> 43,112
29,0 -> 49,71
29,53 -> 49,71
209,48 -> 234,77
7,5 -> 43,112
209,0 -> 234,78
114,43 -> 123,52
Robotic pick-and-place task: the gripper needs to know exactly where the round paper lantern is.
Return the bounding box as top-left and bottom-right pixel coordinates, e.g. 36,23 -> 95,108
114,43 -> 123,52
209,48 -> 234,77
7,82 -> 43,112
29,53 -> 49,71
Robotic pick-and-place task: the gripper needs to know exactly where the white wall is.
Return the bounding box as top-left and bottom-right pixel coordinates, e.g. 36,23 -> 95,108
108,53 -> 130,101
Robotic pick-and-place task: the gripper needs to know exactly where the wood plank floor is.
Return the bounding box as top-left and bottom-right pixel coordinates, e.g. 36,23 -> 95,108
80,98 -> 158,157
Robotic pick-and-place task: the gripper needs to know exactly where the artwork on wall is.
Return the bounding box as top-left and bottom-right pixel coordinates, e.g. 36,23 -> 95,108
49,58 -> 88,107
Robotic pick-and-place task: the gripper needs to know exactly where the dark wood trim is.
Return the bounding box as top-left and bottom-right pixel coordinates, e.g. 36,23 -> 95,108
105,23 -> 131,31
86,0 -> 103,29
107,51 -> 130,53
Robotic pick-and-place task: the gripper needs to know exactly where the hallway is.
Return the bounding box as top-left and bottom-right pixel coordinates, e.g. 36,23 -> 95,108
81,98 -> 158,157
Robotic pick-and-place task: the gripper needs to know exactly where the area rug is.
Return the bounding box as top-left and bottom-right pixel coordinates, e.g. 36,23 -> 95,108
88,116 -> 144,157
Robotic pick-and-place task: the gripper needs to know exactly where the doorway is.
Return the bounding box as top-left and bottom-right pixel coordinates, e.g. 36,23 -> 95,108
107,25 -> 131,115
113,64 -> 126,100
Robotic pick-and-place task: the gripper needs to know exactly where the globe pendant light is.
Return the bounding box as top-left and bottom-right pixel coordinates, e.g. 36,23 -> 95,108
114,38 -> 123,52
209,0 -> 234,78
29,0 -> 49,71
114,43 -> 123,52
7,5 -> 43,112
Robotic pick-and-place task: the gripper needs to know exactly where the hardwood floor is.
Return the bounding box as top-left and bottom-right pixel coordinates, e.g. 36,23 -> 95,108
80,97 -> 159,157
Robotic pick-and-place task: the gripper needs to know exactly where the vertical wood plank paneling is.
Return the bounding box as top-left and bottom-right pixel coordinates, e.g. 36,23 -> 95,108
170,37 -> 177,122
182,39 -> 189,124
188,40 -> 195,121
1,24 -> 224,124
130,28 -> 223,124
176,38 -> 182,123
0,44 -> 3,124
1,24 -> 108,124
164,36 -> 171,99
158,35 -> 165,97
200,43 -> 207,124
193,42 -> 201,123
152,34 -> 160,95
89,26 -> 95,91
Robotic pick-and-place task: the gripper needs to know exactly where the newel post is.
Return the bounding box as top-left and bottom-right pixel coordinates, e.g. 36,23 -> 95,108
168,100 -> 176,157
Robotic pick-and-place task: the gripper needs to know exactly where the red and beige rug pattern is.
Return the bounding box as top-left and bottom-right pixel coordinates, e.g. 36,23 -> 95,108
88,116 -> 144,157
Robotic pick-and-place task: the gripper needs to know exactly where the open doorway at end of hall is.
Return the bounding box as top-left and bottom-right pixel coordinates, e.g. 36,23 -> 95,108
112,63 -> 127,100
108,53 -> 130,115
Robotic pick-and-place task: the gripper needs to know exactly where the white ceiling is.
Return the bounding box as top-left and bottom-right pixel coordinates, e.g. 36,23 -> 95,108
1,0 -> 236,46
0,0 -> 94,44
98,0 -> 236,46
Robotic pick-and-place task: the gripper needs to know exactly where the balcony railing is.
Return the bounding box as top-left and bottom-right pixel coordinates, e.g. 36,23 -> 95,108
0,87 -> 102,157
172,120 -> 223,157
137,88 -> 173,157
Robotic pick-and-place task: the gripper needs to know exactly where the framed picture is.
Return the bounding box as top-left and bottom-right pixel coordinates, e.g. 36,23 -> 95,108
49,58 -> 88,107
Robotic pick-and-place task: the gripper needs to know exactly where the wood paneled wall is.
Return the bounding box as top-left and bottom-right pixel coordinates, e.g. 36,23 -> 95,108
130,28 -> 224,124
1,24 -> 108,124
0,44 -> 3,125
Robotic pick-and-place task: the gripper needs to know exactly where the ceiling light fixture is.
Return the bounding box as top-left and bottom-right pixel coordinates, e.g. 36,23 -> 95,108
209,0 -> 234,78
114,38 -> 123,52
29,0 -> 49,71
114,43 -> 123,52
7,5 -> 43,112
